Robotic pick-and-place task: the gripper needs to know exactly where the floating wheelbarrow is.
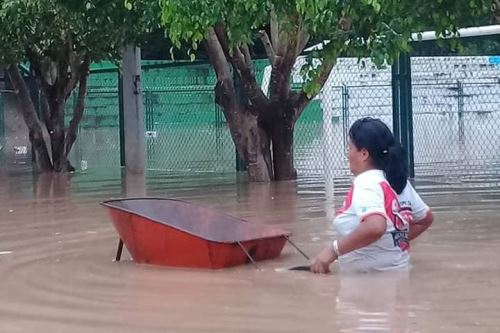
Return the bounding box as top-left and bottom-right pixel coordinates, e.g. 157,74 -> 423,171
101,198 -> 309,269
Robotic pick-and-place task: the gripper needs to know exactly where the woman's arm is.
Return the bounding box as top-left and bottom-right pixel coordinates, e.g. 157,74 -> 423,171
409,210 -> 434,241
310,214 -> 387,273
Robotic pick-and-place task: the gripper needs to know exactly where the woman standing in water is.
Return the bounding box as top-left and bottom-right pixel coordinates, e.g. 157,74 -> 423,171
311,117 -> 433,273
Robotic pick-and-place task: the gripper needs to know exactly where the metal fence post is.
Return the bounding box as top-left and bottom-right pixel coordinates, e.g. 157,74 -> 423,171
457,80 -> 465,143
118,72 -> 125,167
144,90 -> 156,164
144,90 -> 154,131
341,84 -> 349,149
391,53 -> 415,179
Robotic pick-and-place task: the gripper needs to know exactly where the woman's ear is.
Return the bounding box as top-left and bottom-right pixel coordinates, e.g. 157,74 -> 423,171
361,148 -> 370,162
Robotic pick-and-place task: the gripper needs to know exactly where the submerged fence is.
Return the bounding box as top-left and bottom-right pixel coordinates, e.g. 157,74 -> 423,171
64,54 -> 500,183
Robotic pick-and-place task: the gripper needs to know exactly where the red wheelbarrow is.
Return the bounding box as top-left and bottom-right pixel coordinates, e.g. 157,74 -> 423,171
101,198 -> 309,269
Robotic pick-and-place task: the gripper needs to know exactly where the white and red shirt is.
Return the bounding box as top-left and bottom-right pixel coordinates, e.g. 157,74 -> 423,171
334,169 -> 429,273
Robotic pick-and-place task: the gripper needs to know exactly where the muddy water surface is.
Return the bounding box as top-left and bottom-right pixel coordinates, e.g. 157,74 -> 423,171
1,170 -> 500,332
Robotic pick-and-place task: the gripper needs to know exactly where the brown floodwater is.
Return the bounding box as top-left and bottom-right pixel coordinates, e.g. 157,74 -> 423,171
1,169 -> 500,332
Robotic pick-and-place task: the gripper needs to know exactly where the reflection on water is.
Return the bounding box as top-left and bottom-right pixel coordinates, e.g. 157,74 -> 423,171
336,272 -> 411,332
1,169 -> 500,332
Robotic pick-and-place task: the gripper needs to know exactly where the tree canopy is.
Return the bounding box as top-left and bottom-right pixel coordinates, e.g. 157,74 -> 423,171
158,0 -> 494,182
0,0 -> 159,172
161,0 -> 493,91
0,0 -> 157,67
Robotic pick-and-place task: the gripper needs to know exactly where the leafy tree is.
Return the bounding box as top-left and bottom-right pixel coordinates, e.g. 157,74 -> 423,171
0,0 -> 157,172
160,0 -> 493,181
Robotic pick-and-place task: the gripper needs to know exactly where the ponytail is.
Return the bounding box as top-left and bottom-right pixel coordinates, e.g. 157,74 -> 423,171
383,144 -> 408,194
349,117 -> 409,194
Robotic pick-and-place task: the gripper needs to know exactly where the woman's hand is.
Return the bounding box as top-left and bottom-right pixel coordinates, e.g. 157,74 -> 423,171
310,243 -> 337,274
310,215 -> 387,274
409,210 -> 434,241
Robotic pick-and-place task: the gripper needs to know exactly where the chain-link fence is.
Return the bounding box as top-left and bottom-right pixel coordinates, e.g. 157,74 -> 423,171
143,87 -> 233,172
293,58 -> 394,178
411,56 -> 500,181
142,64 -> 234,172
293,56 -> 500,182
67,71 -> 121,171
63,52 -> 500,182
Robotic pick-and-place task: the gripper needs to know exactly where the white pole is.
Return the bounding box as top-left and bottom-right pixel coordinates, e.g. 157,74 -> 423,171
412,25 -> 500,41
322,87 -> 336,203
306,25 -> 500,51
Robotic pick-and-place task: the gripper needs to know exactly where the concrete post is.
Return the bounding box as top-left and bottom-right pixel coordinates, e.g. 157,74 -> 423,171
120,46 -> 145,174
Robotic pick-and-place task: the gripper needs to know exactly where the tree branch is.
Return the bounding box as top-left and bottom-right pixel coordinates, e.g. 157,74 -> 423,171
64,36 -> 82,98
203,27 -> 237,120
270,12 -> 279,48
212,24 -> 269,113
27,54 -> 55,145
7,66 -> 42,132
294,58 -> 337,118
296,27 -> 310,58
274,31 -> 290,65
269,15 -> 309,102
7,65 -> 53,171
259,30 -> 275,65
213,23 -> 232,60
269,27 -> 296,100
231,45 -> 269,113
64,59 -> 90,161
213,23 -> 248,68
40,91 -> 52,131
240,44 -> 252,66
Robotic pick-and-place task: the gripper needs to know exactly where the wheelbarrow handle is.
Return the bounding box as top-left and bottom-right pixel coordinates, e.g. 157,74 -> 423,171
284,236 -> 310,260
115,239 -> 124,262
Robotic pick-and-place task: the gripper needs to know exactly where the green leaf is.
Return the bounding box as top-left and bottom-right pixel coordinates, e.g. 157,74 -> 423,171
124,0 -> 133,10
155,0 -> 493,116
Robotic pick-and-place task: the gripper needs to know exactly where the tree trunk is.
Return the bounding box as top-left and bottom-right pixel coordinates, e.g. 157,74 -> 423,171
212,67 -> 299,182
271,104 -> 297,181
238,113 -> 273,182
43,83 -> 67,172
6,65 -> 53,172
204,26 -> 313,182
214,83 -> 272,182
205,29 -> 273,182
51,105 -> 66,172
63,61 -> 90,172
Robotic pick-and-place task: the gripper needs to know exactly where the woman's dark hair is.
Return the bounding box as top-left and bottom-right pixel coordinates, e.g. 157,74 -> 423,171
349,117 -> 408,194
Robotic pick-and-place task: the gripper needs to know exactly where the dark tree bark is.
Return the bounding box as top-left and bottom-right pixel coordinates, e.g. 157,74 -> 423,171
8,38 -> 91,174
203,22 -> 334,182
63,59 -> 90,172
6,65 -> 53,172
205,29 -> 272,182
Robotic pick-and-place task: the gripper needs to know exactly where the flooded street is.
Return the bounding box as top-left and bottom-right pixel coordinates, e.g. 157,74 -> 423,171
1,169 -> 500,332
